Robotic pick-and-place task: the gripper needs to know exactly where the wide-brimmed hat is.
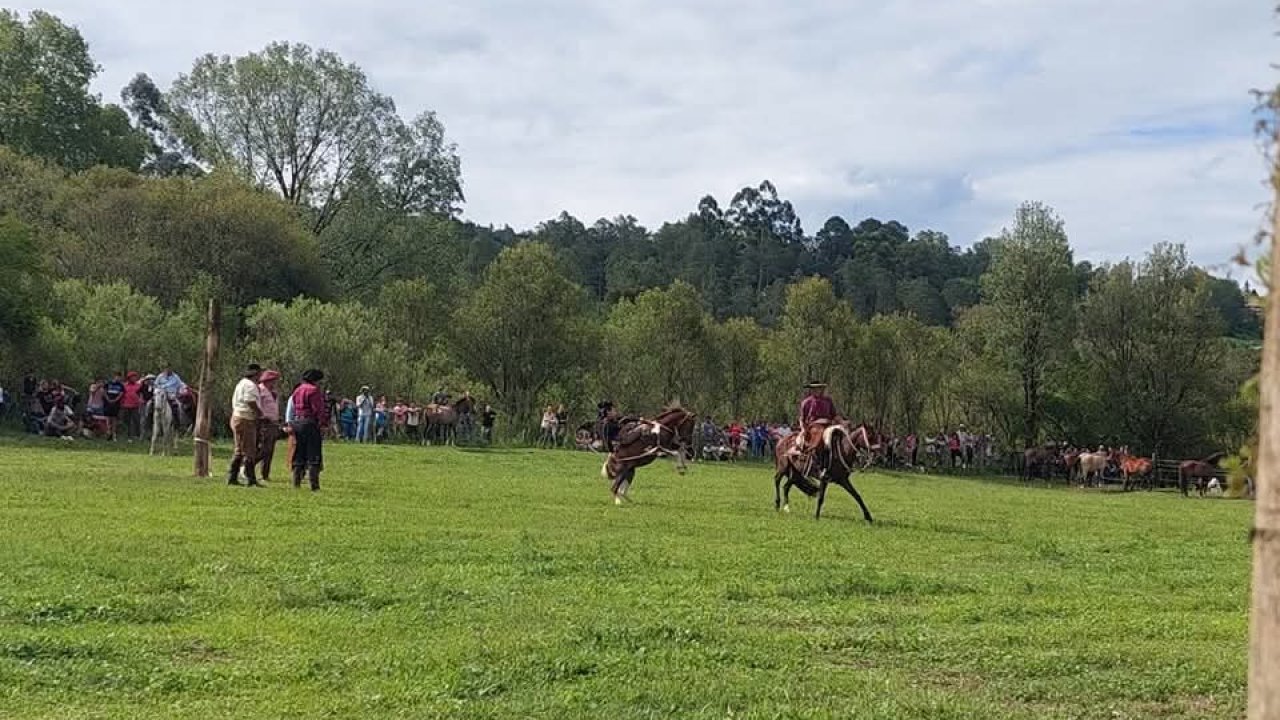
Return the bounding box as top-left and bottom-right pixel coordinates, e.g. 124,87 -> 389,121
805,380 -> 828,389
244,363 -> 262,378
126,371 -> 140,381
302,369 -> 325,383
260,369 -> 280,383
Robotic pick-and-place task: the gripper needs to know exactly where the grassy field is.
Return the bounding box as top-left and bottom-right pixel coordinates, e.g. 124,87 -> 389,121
0,436 -> 1252,719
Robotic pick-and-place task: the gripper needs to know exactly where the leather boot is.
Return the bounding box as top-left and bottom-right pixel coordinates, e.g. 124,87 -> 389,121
227,457 -> 244,486
308,466 -> 320,492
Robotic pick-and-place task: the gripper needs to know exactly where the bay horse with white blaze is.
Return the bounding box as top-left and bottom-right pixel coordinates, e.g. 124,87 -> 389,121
774,423 -> 875,522
601,407 -> 696,505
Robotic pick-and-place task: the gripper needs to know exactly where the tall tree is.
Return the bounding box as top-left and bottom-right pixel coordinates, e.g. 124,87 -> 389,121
602,281 -> 713,411
450,243 -> 593,429
980,202 -> 1075,448
762,277 -> 859,419
1078,244 -> 1227,455
120,73 -> 202,177
710,317 -> 766,421
167,42 -> 462,232
0,10 -> 147,170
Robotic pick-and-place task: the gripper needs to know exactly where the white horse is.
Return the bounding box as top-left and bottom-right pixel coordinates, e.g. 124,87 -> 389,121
150,389 -> 177,456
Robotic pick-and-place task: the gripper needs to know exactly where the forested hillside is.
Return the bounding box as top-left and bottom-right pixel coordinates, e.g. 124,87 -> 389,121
0,9 -> 1260,456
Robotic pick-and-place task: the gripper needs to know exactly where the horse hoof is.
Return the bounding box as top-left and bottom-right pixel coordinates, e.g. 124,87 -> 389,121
614,497 -> 623,506
783,504 -> 790,513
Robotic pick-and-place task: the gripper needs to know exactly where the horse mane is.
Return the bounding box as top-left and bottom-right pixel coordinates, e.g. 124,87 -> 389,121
1202,451 -> 1226,465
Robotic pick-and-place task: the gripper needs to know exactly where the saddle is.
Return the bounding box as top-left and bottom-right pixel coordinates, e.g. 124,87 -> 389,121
614,418 -> 648,447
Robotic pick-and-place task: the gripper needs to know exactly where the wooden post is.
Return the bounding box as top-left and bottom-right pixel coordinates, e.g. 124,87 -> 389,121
1249,108 -> 1280,718
192,298 -> 220,478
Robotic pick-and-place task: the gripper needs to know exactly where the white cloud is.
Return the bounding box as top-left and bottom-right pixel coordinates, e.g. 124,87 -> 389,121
15,0 -> 1276,267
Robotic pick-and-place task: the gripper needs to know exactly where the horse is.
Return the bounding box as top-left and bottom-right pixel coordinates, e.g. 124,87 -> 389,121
1179,452 -> 1225,497
601,407 -> 696,505
773,423 -> 875,522
1077,450 -> 1110,487
1115,447 -> 1153,491
149,389 -> 177,456
1021,445 -> 1059,484
423,403 -> 458,445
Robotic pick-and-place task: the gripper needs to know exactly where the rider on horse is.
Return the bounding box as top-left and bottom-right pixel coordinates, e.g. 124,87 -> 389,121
796,380 -> 839,478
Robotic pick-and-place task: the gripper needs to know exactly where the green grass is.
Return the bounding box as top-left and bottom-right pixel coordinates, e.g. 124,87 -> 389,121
0,437 -> 1251,719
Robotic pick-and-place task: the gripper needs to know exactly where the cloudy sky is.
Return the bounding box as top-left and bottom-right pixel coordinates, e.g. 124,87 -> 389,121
16,0 -> 1277,272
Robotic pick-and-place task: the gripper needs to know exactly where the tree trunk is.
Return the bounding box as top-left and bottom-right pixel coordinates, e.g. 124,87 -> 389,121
1249,123 -> 1280,718
192,298 -> 221,478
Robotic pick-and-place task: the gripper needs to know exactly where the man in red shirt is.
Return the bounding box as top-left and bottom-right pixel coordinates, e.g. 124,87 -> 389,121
797,381 -> 839,475
289,369 -> 329,491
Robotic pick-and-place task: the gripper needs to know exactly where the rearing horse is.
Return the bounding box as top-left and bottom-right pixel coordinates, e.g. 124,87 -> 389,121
601,407 -> 696,505
774,424 -> 875,522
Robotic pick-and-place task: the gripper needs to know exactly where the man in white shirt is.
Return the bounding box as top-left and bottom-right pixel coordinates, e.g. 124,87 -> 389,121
228,363 -> 263,487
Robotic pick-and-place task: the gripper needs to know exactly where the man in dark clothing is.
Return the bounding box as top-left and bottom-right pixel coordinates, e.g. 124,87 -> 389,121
480,405 -> 497,443
104,372 -> 125,440
289,369 -> 329,491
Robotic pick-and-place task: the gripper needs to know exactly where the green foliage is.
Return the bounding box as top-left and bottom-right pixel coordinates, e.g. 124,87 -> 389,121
0,442 -> 1253,719
243,298 -> 414,396
981,202 -> 1077,446
54,169 -> 329,306
708,317 -> 766,420
601,281 -> 713,412
167,42 -> 462,233
761,278 -> 859,420
1077,244 -> 1238,455
450,243 -> 594,428
0,214 -> 46,345
0,10 -> 147,171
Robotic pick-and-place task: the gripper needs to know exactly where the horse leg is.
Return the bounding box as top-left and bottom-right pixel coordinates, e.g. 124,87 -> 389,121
781,475 -> 794,513
835,477 -> 874,523
815,480 -> 829,520
774,471 -> 784,511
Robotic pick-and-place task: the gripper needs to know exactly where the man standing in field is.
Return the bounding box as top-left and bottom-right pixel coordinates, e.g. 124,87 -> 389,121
255,369 -> 282,483
290,369 -> 329,491
228,364 -> 263,487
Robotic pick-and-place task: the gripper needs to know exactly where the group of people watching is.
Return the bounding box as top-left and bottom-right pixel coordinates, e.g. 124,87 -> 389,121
333,387 -> 496,444
7,367 -> 190,440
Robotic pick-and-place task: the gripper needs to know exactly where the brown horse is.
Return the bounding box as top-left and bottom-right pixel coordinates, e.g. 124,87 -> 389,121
1022,446 -> 1060,484
423,403 -> 458,445
1115,447 -> 1153,491
774,424 -> 875,522
601,407 -> 696,505
1179,452 -> 1225,497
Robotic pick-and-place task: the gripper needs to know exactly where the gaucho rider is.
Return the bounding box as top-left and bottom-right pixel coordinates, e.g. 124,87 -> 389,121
797,380 -> 840,478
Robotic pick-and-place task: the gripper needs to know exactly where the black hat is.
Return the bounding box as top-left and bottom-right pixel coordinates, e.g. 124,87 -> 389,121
301,369 -> 325,383
244,363 -> 262,377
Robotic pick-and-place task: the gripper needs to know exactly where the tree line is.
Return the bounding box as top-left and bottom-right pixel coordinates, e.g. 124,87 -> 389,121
0,9 -> 1260,456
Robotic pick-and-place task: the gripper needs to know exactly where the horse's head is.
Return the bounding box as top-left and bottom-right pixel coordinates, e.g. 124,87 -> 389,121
655,407 -> 696,449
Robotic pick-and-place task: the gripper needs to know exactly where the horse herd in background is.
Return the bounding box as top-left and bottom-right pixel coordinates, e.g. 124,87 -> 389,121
1021,444 -> 1231,497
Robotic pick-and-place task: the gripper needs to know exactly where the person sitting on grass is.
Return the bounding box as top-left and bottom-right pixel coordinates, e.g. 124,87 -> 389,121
44,399 -> 76,439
